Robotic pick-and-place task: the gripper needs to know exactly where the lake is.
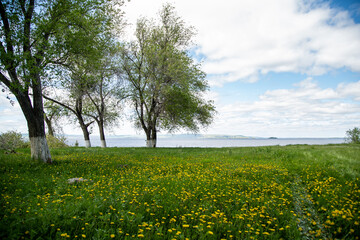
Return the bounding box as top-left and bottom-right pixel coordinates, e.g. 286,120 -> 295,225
65,135 -> 345,148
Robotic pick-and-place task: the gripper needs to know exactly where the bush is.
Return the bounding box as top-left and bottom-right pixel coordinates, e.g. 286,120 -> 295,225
0,131 -> 29,152
46,135 -> 68,148
345,127 -> 360,144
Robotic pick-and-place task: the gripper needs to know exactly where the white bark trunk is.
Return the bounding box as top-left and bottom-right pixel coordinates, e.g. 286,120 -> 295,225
85,140 -> 91,148
30,136 -> 52,163
101,140 -> 107,148
146,139 -> 156,148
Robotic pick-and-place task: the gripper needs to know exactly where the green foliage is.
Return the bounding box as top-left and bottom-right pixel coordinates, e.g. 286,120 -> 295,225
0,131 -> 29,152
345,127 -> 360,144
42,2 -> 125,146
0,145 -> 359,239
46,135 -> 68,148
121,3 -> 216,143
1,0 -> 124,161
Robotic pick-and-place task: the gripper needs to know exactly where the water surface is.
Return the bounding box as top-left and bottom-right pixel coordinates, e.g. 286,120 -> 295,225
66,135 -> 345,148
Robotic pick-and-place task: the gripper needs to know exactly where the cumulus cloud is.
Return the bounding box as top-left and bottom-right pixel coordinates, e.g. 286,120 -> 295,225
207,79 -> 360,137
337,81 -> 360,100
123,0 -> 360,86
2,1 -> 359,138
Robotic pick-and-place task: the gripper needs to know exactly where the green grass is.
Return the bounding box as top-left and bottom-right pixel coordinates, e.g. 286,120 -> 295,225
1,144 -> 359,239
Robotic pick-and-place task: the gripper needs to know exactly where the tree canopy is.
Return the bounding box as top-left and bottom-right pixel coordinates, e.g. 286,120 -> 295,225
346,127 -> 360,144
1,1 -> 216,151
0,0 -> 123,161
121,3 -> 216,147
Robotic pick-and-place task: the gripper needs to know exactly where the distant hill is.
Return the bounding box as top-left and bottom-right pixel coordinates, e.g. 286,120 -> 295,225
57,133 -> 259,140
157,134 -> 256,139
199,134 -> 255,139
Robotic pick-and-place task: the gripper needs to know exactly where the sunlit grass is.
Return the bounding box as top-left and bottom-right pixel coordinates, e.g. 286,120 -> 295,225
1,145 -> 359,239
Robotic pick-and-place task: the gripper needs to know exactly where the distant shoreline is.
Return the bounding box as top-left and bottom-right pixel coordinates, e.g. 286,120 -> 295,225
20,133 -> 345,140
62,135 -> 345,148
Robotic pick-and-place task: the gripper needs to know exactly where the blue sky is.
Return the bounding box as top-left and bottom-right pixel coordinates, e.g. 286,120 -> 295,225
1,0 -> 360,138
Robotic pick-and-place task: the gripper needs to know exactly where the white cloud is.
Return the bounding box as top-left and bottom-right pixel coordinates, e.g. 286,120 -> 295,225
1,1 -> 359,138
2,79 -> 359,137
337,81 -> 360,100
0,91 -> 27,133
123,0 -> 360,86
121,0 -> 360,137
206,79 -> 360,137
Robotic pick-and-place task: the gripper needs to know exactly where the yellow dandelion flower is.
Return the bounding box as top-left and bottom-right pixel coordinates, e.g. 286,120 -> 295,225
110,234 -> 115,238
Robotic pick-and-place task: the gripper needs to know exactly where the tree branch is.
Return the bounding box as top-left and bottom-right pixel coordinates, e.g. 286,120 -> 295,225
0,1 -> 14,58
0,72 -> 11,88
43,94 -> 77,116
21,0 -> 35,55
85,91 -> 101,115
85,120 -> 95,128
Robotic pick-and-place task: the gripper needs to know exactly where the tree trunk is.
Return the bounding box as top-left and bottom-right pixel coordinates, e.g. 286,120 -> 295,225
44,113 -> 55,136
27,105 -> 52,163
97,120 -> 107,148
80,123 -> 91,148
16,89 -> 52,163
146,129 -> 157,148
30,135 -> 52,163
146,139 -> 156,148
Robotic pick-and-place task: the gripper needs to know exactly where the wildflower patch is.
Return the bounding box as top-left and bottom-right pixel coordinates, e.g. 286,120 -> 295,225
0,145 -> 359,239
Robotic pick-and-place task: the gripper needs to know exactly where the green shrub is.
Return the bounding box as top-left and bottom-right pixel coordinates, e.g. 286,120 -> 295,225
0,131 -> 29,152
345,127 -> 360,144
46,134 -> 68,148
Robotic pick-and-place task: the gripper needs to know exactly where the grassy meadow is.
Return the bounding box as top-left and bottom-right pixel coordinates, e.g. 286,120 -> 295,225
1,144 -> 359,239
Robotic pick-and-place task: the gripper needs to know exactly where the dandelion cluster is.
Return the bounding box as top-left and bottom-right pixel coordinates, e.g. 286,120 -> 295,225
0,146 -> 359,239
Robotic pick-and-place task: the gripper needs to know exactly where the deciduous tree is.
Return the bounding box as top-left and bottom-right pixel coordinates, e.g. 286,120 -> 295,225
345,127 -> 360,144
0,0 -> 123,160
45,40 -> 125,148
82,52 -> 126,148
121,4 -> 216,147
